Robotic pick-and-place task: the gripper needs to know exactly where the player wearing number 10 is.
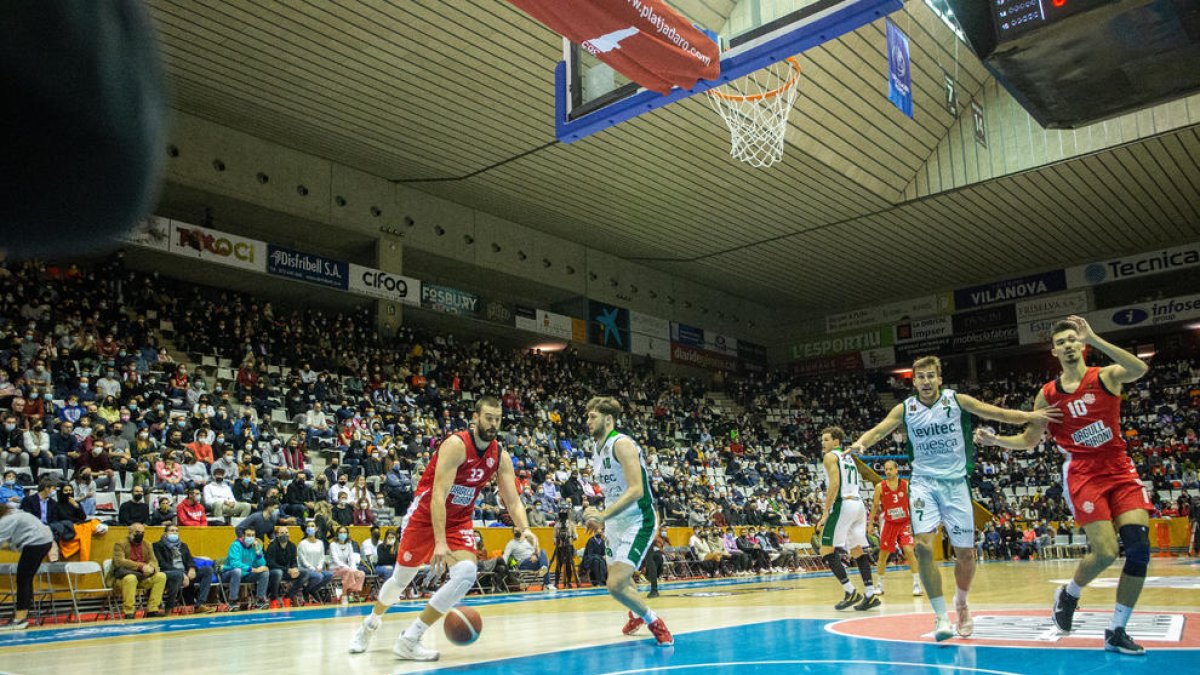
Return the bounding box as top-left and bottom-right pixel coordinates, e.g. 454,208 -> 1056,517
975,315 -> 1152,656
850,355 -> 1060,642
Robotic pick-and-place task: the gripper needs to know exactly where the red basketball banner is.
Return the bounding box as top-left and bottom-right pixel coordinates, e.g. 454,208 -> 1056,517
508,0 -> 720,94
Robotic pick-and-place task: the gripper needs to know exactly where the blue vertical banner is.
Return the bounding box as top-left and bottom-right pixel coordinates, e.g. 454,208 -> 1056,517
886,20 -> 913,119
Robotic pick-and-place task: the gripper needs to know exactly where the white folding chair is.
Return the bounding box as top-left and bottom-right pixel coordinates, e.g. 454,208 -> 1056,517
64,561 -> 117,622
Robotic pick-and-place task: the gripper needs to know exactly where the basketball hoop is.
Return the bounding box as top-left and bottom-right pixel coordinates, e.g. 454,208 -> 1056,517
705,57 -> 802,168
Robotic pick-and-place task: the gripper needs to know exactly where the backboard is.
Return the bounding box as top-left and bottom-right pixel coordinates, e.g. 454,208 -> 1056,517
555,0 -> 903,143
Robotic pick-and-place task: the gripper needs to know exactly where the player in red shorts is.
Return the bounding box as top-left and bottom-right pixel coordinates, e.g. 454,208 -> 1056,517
348,395 -> 537,661
867,460 -> 921,597
976,315 -> 1150,655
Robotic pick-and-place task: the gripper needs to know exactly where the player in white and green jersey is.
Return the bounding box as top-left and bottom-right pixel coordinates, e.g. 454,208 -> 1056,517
850,356 -> 1060,641
583,396 -> 673,647
816,426 -> 879,611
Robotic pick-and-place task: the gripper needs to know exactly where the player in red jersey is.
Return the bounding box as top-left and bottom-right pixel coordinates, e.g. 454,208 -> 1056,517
349,395 -> 537,661
867,460 -> 921,597
976,315 -> 1151,655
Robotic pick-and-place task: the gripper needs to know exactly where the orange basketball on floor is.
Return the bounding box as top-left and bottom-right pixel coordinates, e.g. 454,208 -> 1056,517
443,605 -> 483,645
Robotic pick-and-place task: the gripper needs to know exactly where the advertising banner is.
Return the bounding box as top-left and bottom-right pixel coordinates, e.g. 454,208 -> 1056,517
1087,293 -> 1200,333
1018,316 -> 1062,346
588,300 -> 630,351
861,346 -> 896,370
124,216 -> 171,251
630,310 -> 670,341
950,304 -> 1018,352
738,341 -> 768,366
671,322 -> 705,346
792,353 -> 863,378
421,283 -> 481,318
482,299 -> 515,327
1014,290 -> 1089,322
826,294 -> 948,334
886,20 -> 913,118
1067,242 -> 1200,288
953,269 -> 1067,310
267,245 -> 348,289
631,333 -> 671,361
790,327 -> 892,360
670,342 -> 737,372
172,223 -> 266,272
705,332 -> 738,356
347,264 -> 420,306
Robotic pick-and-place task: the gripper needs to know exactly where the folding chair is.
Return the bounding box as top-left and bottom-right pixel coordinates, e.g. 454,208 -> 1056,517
64,561 -> 118,622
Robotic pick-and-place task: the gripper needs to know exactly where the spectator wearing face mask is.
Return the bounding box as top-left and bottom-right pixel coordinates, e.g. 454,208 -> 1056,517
154,524 -> 215,614
0,414 -> 30,474
69,469 -> 98,517
119,485 -> 150,525
352,499 -> 375,526
203,468 -> 251,524
23,421 -> 51,478
181,451 -> 209,490
329,525 -> 365,603
297,521 -> 333,603
0,471 -> 24,510
373,529 -> 399,581
331,492 -> 354,527
110,524 -> 167,619
329,472 -> 352,503
211,449 -> 240,481
223,526 -> 270,610
265,525 -> 314,607
149,496 -> 176,527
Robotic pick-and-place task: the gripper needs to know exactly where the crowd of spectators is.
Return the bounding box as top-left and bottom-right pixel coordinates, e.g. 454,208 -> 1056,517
1,253 -> 1198,617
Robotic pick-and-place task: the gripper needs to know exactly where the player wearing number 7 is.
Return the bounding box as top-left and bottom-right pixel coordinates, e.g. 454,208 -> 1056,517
849,355 -> 1060,642
975,315 -> 1151,655
348,396 -> 538,661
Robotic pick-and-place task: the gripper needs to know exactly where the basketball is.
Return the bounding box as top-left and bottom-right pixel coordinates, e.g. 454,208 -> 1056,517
443,605 -> 483,646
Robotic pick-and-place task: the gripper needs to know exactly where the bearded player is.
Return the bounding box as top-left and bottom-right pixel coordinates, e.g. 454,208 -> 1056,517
976,315 -> 1151,655
583,396 -> 673,646
349,396 -> 537,660
867,460 -> 922,597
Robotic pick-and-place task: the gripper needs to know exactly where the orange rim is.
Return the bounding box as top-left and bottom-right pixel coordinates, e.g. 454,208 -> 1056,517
707,57 -> 802,102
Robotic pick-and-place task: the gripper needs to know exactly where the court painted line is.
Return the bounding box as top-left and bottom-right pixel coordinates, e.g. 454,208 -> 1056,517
595,660 -> 1023,675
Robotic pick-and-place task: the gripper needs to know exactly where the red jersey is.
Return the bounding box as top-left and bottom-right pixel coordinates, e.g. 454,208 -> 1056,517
408,431 -> 500,526
877,478 -> 910,524
1041,366 -> 1127,458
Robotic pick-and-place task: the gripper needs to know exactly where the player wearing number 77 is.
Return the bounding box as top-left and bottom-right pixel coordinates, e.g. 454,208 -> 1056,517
348,396 -> 538,661
848,355 -> 1061,642
974,315 -> 1151,655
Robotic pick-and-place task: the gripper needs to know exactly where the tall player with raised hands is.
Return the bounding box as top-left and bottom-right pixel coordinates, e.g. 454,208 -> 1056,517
849,356 -> 1060,641
976,315 -> 1152,655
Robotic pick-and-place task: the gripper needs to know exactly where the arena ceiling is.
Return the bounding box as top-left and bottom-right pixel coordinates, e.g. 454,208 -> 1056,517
146,1 -> 1200,314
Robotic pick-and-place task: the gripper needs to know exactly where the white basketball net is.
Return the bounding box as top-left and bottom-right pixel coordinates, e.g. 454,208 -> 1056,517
705,58 -> 802,168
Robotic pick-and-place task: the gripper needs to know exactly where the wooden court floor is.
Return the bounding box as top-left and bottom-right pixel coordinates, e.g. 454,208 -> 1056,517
1,558 -> 1197,674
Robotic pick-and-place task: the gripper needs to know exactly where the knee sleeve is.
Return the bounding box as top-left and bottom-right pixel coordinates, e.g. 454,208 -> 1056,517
823,552 -> 848,584
429,560 -> 477,614
1120,524 -> 1150,578
377,564 -> 421,606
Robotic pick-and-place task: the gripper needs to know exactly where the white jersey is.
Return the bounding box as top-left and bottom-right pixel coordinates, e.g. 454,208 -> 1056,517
902,389 -> 973,480
823,448 -> 862,499
592,429 -> 655,525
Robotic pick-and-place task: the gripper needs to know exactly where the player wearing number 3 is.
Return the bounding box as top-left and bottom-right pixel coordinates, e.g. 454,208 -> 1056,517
975,315 -> 1152,655
849,355 -> 1061,641
349,396 -> 537,661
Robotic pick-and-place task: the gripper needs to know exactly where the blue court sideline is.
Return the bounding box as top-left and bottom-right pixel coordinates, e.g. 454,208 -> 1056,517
419,618 -> 1195,675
